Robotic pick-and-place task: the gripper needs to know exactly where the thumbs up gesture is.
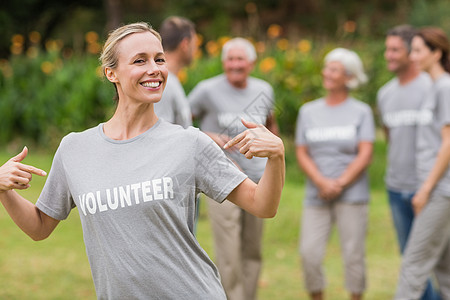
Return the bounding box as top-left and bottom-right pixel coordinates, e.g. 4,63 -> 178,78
224,119 -> 284,160
0,147 -> 47,192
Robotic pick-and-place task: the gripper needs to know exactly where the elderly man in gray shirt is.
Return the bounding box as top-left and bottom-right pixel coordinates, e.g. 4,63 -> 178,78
189,37 -> 278,300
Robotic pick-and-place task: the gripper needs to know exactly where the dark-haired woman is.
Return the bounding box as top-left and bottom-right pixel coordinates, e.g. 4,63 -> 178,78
395,27 -> 450,299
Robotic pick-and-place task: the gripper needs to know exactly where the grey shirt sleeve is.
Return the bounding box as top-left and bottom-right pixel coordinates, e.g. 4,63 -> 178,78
36,140 -> 75,220
194,130 -> 247,202
436,82 -> 450,128
358,105 -> 376,142
188,82 -> 207,119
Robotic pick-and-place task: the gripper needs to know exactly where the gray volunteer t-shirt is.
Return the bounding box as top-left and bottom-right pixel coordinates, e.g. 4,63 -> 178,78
154,71 -> 192,128
416,73 -> 450,197
377,73 -> 432,192
36,120 -> 247,300
188,73 -> 274,182
295,97 -> 375,206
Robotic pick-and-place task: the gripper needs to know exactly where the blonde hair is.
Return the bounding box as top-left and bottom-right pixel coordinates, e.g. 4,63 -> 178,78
100,22 -> 161,75
324,48 -> 368,89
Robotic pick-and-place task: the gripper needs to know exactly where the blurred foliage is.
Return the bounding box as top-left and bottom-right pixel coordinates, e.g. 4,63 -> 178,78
0,30 -> 391,146
0,0 -> 449,145
1,0 -> 450,58
0,48 -> 115,148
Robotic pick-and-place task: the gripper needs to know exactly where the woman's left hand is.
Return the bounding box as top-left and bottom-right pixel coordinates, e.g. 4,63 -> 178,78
412,186 -> 431,215
224,119 -> 284,160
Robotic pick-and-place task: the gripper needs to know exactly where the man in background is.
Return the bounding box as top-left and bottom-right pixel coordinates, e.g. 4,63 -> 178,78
377,24 -> 438,300
188,37 -> 279,300
155,16 -> 197,128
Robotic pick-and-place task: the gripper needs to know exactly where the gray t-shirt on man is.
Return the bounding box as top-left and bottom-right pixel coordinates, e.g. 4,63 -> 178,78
188,73 -> 275,182
377,72 -> 432,192
295,97 -> 375,206
416,73 -> 450,197
36,120 -> 247,299
154,71 -> 192,128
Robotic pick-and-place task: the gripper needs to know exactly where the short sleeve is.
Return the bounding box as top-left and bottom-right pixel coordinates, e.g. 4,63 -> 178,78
188,82 -> 207,119
295,107 -> 307,146
194,131 -> 247,202
36,143 -> 75,220
358,105 -> 376,142
436,83 -> 450,128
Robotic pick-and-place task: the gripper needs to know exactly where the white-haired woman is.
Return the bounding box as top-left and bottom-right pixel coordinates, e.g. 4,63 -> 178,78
0,23 -> 285,299
295,48 -> 375,300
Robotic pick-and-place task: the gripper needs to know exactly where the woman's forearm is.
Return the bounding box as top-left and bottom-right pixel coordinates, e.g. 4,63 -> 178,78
253,153 -> 285,218
0,190 -> 59,241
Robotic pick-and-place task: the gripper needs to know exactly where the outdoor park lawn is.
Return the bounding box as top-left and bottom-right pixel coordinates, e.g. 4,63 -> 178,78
0,137 -> 401,299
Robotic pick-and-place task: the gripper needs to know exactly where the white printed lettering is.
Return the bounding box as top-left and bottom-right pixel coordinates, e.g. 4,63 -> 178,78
86,192 -> 97,214
163,177 -> 174,199
79,194 -> 87,216
306,125 -> 356,142
131,183 -> 141,204
152,179 -> 163,200
76,176 -> 176,215
106,188 -> 119,210
142,181 -> 153,202
119,185 -> 132,207
96,191 -> 108,212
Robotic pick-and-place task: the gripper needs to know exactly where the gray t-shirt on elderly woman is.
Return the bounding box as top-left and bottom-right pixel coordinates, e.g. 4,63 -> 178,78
377,73 -> 432,192
36,120 -> 247,300
295,97 -> 375,206
416,73 -> 450,197
188,73 -> 275,182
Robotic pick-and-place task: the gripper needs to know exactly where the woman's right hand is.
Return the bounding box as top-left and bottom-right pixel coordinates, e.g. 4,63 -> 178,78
0,147 -> 47,192
317,178 -> 343,201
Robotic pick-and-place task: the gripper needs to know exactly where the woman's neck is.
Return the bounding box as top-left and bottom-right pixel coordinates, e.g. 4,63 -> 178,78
428,63 -> 446,81
103,101 -> 158,140
325,89 -> 349,106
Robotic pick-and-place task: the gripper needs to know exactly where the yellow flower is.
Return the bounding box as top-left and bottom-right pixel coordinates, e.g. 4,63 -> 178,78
267,24 -> 282,39
206,40 -> 220,57
259,57 -> 276,73
85,31 -> 99,44
276,39 -> 289,51
87,42 -> 101,54
41,61 -> 54,74
218,36 -> 231,48
96,66 -> 104,78
196,34 -> 204,47
0,59 -> 13,78
298,39 -> 311,54
26,46 -> 39,59
255,41 -> 266,54
29,31 -> 41,44
11,34 -> 24,45
10,44 -> 22,55
177,68 -> 188,84
45,39 -> 64,52
284,75 -> 299,90
10,34 -> 24,55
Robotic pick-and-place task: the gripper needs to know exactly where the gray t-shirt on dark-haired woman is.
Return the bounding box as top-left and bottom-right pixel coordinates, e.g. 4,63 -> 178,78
416,73 -> 450,196
36,120 -> 247,299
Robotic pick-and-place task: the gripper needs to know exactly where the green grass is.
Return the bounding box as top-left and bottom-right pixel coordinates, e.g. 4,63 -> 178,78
0,138 -> 399,299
